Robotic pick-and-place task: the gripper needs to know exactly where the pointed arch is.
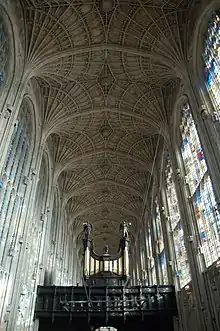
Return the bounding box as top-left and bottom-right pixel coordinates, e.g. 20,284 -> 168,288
191,1 -> 220,111
62,180 -> 143,205
69,202 -> 139,221
177,99 -> 220,267
0,3 -> 25,109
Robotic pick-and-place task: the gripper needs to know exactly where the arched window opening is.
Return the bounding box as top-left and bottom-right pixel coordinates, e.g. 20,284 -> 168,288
147,225 -> 156,284
0,102 -> 33,324
140,248 -> 146,275
180,102 -> 220,267
16,155 -> 49,329
153,198 -> 168,284
0,15 -> 8,88
165,159 -> 191,288
203,13 -> 220,111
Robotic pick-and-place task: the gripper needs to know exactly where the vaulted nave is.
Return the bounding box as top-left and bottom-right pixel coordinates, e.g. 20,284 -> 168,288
0,0 -> 220,330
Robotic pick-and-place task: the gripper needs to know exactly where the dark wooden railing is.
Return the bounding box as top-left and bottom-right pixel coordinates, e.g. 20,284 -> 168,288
35,284 -> 177,323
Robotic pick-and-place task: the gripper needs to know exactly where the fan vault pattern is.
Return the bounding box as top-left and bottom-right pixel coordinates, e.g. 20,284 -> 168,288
21,0 -> 200,253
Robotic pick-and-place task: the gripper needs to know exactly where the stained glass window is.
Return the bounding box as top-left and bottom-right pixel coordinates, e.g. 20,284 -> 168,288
193,173 -> 220,266
147,228 -> 156,284
180,102 -> 220,267
0,17 -> 8,88
0,103 -> 32,325
153,199 -> 168,284
165,160 -> 191,288
203,13 -> 220,110
180,103 -> 207,195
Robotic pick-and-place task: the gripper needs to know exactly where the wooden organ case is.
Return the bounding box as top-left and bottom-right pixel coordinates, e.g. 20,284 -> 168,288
83,221 -> 130,286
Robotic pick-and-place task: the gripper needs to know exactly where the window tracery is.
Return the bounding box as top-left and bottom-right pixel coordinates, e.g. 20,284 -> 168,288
180,102 -> 220,266
147,228 -> 156,285
203,13 -> 220,110
153,199 -> 168,284
165,160 -> 191,288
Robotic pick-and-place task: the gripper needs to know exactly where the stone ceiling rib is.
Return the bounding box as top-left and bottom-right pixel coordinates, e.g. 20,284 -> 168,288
54,149 -> 154,179
58,166 -> 147,196
47,109 -> 163,136
63,180 -> 143,204
32,45 -> 177,73
69,202 -> 139,220
20,0 -> 198,253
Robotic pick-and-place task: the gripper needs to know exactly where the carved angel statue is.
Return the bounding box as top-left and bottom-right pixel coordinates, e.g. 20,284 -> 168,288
83,221 -> 93,241
120,221 -> 131,238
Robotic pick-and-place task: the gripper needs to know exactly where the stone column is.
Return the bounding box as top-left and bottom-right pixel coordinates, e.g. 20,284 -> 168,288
142,223 -> 150,285
72,246 -> 79,285
158,189 -> 174,285
149,194 -> 161,285
6,142 -> 50,330
136,239 -> 143,284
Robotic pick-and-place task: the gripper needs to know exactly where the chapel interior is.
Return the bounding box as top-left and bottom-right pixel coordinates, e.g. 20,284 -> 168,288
0,0 -> 220,330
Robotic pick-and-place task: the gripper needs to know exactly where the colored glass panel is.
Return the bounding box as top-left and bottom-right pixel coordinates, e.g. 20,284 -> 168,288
153,199 -> 167,284
148,230 -> 156,284
154,200 -> 164,253
173,223 -> 190,286
165,160 -> 191,287
192,173 -> 220,266
180,103 -> 220,267
203,13 -> 220,110
180,103 -> 207,196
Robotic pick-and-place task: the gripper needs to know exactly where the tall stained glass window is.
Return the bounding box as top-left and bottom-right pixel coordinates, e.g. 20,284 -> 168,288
203,13 -> 220,110
180,102 -> 220,267
147,227 -> 156,284
165,159 -> 191,287
0,103 -> 32,324
0,17 -> 8,87
153,199 -> 168,284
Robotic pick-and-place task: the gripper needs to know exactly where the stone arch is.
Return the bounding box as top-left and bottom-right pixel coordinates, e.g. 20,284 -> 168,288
0,5 -> 12,97
0,2 -> 25,110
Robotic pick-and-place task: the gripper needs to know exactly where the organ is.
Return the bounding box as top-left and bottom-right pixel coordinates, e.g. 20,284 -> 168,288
82,221 -> 130,285
35,221 -> 178,330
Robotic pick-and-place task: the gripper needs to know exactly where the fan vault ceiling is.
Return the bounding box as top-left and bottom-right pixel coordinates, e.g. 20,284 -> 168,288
20,0 -> 201,253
